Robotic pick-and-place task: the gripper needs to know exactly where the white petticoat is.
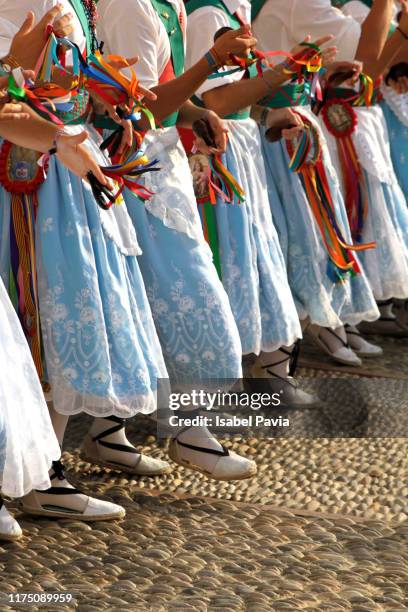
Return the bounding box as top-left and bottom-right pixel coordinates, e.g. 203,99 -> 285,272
0,279 -> 60,498
380,82 -> 408,128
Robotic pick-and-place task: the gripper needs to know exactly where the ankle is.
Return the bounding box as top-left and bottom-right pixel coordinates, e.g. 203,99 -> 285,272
257,344 -> 299,379
378,300 -> 395,319
319,326 -> 349,352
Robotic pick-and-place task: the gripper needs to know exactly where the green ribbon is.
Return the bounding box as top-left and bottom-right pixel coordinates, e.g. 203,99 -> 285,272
7,74 -> 26,101
151,0 -> 185,126
251,0 -> 267,21
259,82 -> 310,109
69,0 -> 92,56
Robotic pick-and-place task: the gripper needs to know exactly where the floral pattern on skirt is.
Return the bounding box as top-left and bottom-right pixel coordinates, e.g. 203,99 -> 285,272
0,130 -> 168,419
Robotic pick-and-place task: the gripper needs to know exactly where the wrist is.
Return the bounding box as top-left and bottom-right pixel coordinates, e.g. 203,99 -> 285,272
210,45 -> 226,67
262,66 -> 286,92
204,48 -> 222,73
49,128 -> 68,156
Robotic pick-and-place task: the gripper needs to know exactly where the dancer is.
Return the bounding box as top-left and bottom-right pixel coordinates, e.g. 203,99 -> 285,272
0,96 -> 127,538
381,59 -> 408,331
251,0 -> 386,363
319,0 -> 408,336
0,276 -> 60,540
0,2 -> 174,519
2,1 -> 258,484
381,65 -> 408,202
98,0 -> 262,480
183,0 -> 331,401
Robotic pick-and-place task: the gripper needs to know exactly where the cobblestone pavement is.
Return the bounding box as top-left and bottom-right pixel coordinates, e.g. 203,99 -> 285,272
1,336 -> 407,610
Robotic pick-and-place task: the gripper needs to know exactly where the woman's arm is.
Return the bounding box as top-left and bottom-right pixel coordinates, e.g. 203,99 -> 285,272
146,27 -> 257,123
344,1 -> 408,79
0,102 -> 109,184
202,68 -> 288,119
354,0 -> 395,64
366,26 -> 408,79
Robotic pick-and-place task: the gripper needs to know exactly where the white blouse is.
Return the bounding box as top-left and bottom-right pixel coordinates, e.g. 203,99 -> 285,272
97,0 -> 186,89
252,0 -> 362,62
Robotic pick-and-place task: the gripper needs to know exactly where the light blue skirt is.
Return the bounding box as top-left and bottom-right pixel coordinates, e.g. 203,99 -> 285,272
0,131 -> 167,419
356,168 -> 408,301
259,122 -> 379,328
124,197 -> 243,383
119,127 -> 243,386
210,119 -> 301,355
381,99 -> 408,203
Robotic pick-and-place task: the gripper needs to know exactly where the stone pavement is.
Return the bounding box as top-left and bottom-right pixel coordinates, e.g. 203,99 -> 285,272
1,335 -> 407,610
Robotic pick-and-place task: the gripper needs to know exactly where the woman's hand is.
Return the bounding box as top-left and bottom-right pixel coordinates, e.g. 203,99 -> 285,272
193,110 -> 229,155
90,56 -> 158,155
323,60 -> 363,85
213,25 -> 257,64
52,11 -> 75,38
7,5 -> 70,70
266,108 -> 305,141
56,131 -> 111,186
286,34 -> 335,72
90,90 -> 135,154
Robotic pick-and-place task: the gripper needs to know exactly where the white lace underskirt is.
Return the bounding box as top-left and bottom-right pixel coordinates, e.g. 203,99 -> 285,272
0,279 -> 60,498
381,82 -> 408,128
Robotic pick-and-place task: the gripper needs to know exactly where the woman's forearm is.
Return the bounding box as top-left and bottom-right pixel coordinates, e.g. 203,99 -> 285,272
365,29 -> 408,79
0,103 -> 60,152
202,68 -> 288,118
176,99 -> 212,128
146,58 -> 214,123
356,0 -> 394,63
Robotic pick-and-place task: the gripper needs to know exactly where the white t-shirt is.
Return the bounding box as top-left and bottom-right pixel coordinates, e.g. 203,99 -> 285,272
97,0 -> 186,89
0,0 -> 86,57
344,0 -> 400,25
186,0 -> 251,98
252,0 -> 362,62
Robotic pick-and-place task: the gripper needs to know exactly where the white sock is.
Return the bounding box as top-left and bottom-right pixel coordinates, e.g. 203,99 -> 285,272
318,326 -> 348,352
379,301 -> 395,319
258,347 -> 292,378
89,417 -> 140,468
37,462 -> 89,513
177,425 -> 224,473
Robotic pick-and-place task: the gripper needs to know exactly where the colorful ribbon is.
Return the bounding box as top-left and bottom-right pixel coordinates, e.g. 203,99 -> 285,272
286,114 -> 375,281
211,42 -> 323,81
